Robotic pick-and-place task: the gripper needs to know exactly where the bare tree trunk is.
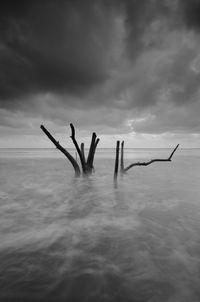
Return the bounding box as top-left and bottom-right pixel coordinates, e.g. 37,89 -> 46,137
40,125 -> 81,177
80,143 -> 86,166
123,144 -> 179,173
114,140 -> 120,181
41,123 -> 100,177
87,132 -> 100,173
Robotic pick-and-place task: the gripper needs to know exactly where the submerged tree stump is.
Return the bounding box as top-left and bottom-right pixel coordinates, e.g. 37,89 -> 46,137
114,141 -> 179,180
40,124 -> 100,177
41,123 -> 179,181
114,140 -> 120,181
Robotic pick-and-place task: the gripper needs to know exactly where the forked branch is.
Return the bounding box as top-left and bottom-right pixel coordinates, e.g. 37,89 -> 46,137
41,123 -> 100,177
70,123 -> 87,173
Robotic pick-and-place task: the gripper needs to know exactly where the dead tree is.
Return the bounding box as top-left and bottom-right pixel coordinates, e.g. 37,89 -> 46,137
114,140 -> 120,181
69,123 -> 87,174
87,132 -> 100,173
40,125 -> 81,177
114,141 -> 179,179
120,141 -> 125,173
40,124 -> 100,177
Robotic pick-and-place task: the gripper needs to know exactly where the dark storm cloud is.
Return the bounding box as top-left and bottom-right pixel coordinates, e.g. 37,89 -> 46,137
181,0 -> 200,30
0,0 -> 185,105
123,0 -> 180,58
0,0 -> 122,104
1,0 -> 200,140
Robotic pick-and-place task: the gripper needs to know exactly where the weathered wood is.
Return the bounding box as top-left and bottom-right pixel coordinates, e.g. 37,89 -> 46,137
70,123 -> 87,174
114,140 -> 120,181
95,138 -> 100,149
80,143 -> 86,166
123,144 -> 179,173
120,140 -> 125,173
168,144 -> 179,160
87,132 -> 97,172
40,125 -> 81,177
41,123 -> 100,177
89,137 -> 100,172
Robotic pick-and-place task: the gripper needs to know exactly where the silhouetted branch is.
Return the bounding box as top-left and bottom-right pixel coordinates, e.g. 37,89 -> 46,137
94,138 -> 100,150
87,132 -> 98,172
41,123 -> 100,177
89,137 -> 100,172
168,144 -> 179,160
40,125 -> 81,177
114,140 -> 120,181
80,143 -> 86,166
120,141 -> 125,173
70,123 -> 87,173
123,144 -> 179,173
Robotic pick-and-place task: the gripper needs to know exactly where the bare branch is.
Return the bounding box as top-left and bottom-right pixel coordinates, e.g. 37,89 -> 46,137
94,138 -> 100,149
114,140 -> 120,181
124,144 -> 179,173
120,140 -> 125,173
87,132 -> 97,171
70,123 -> 75,138
40,125 -> 81,177
80,143 -> 86,166
168,144 -> 179,160
92,137 -> 100,170
70,123 -> 87,173
87,136 -> 100,172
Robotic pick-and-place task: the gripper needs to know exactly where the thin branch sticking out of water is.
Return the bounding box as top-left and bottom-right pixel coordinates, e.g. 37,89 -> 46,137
40,125 -> 81,177
123,144 -> 179,173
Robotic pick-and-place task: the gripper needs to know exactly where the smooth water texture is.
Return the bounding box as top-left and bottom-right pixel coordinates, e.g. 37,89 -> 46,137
0,148 -> 200,301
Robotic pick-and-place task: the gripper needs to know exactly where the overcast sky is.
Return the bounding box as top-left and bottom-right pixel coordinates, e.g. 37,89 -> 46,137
0,0 -> 200,148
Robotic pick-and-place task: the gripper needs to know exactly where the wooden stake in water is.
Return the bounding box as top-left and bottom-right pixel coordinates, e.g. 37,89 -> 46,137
114,140 -> 120,181
120,140 -> 125,173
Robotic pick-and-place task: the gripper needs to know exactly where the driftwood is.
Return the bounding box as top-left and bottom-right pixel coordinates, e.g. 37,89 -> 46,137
114,141 -> 179,179
41,124 -> 100,176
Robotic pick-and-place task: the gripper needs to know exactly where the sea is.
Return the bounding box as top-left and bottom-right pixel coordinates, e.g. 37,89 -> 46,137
0,148 -> 200,302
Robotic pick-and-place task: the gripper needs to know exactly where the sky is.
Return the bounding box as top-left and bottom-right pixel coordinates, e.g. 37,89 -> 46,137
0,0 -> 200,148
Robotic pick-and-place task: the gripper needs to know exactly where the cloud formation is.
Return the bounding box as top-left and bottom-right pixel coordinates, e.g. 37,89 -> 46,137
0,0 -> 200,146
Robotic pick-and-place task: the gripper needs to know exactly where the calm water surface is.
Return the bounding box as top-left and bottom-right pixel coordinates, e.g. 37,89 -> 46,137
0,148 -> 200,301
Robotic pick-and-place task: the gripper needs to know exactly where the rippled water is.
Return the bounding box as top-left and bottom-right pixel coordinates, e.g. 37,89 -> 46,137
0,148 -> 200,301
